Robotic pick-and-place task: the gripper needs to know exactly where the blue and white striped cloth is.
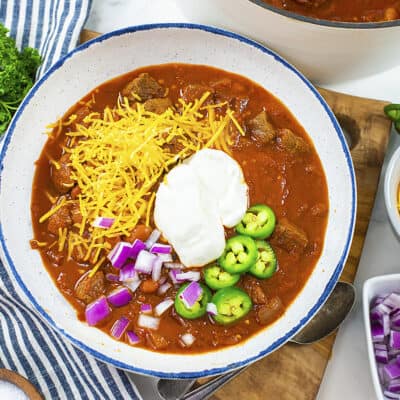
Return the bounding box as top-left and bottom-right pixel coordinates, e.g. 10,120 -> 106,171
0,1 -> 141,399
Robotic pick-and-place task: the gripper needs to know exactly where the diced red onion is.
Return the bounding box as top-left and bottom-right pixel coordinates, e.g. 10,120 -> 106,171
378,364 -> 385,382
376,349 -> 389,364
390,348 -> 400,358
150,243 -> 172,254
119,263 -> 137,282
384,361 -> 400,381
372,322 -> 385,342
110,316 -> 130,339
105,273 -> 120,283
168,269 -> 181,284
176,271 -> 200,282
135,250 -> 157,274
391,331 -> 400,349
388,379 -> 400,394
85,296 -> 111,326
151,257 -> 163,282
384,293 -> 400,310
130,239 -> 146,258
392,311 -> 400,327
159,276 -> 167,285
140,304 -> 152,314
154,298 -> 174,316
373,296 -> 386,307
124,278 -> 141,293
179,281 -> 202,308
127,331 -> 140,345
138,314 -> 160,330
145,229 -> 161,249
384,314 -> 391,336
158,282 -> 172,296
163,262 -> 184,269
107,287 -> 133,307
384,391 -> 400,399
92,217 -> 115,229
107,241 -> 132,269
180,333 -> 195,347
371,303 -> 392,321
157,253 -> 173,263
206,303 -> 218,316
365,292 -> 400,396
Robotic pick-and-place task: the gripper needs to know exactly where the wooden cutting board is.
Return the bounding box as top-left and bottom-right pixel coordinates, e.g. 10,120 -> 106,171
80,29 -> 392,400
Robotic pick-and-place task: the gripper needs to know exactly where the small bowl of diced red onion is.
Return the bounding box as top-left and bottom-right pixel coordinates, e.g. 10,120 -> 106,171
363,274 -> 400,399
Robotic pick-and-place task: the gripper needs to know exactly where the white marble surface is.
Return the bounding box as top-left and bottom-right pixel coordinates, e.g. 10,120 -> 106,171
85,1 -> 400,399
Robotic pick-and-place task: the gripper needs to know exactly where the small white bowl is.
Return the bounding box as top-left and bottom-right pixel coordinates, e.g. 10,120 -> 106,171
385,146 -> 400,237
363,274 -> 400,400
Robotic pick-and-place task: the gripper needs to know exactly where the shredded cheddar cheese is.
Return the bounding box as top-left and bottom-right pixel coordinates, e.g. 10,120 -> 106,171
41,92 -> 245,261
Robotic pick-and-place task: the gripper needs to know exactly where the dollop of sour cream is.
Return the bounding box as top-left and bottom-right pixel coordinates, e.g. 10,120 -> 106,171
154,149 -> 249,267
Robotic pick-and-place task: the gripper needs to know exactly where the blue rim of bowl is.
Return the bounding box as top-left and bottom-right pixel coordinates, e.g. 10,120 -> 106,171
0,23 -> 356,379
248,0 -> 400,29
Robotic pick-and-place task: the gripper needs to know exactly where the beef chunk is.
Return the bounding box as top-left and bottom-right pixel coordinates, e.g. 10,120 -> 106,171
146,332 -> 169,350
71,185 -> 81,199
75,271 -> 105,304
71,244 -> 87,263
181,84 -> 214,104
143,97 -> 173,114
47,202 -> 72,235
51,154 -> 74,194
274,218 -> 308,253
242,275 -> 267,305
247,111 -> 276,145
276,128 -> 310,154
121,73 -> 165,101
257,297 -> 283,325
46,249 -> 64,266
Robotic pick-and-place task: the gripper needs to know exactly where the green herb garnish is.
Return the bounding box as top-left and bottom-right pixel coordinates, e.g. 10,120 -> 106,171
0,24 -> 41,135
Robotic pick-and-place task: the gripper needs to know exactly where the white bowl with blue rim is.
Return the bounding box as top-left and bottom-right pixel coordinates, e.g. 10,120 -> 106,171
0,24 -> 356,378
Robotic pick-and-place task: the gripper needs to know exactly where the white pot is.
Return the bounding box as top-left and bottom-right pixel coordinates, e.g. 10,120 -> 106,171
0,24 -> 355,378
175,0 -> 400,84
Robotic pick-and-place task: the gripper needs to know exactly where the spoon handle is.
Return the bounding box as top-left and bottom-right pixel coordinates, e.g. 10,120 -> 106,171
182,368 -> 246,400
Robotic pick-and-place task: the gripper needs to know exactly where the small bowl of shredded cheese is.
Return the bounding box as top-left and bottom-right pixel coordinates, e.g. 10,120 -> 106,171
385,145 -> 400,238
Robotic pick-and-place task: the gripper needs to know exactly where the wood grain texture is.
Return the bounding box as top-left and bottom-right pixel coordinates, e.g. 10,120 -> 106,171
80,30 -> 392,400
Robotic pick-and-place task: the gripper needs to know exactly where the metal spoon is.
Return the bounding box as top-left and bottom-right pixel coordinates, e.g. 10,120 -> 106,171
157,281 -> 356,400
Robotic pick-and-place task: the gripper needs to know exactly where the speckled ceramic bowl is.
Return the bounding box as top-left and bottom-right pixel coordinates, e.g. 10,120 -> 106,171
0,24 -> 356,378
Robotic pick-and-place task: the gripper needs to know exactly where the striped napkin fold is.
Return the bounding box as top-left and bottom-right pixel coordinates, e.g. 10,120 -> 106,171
0,1 -> 140,398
